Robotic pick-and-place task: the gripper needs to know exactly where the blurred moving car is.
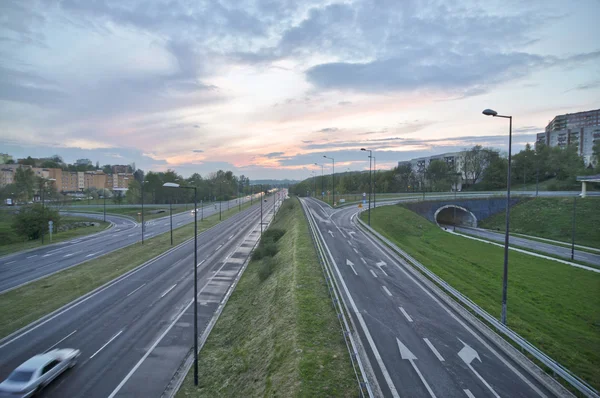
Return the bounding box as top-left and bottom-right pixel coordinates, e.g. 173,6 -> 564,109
0,348 -> 80,397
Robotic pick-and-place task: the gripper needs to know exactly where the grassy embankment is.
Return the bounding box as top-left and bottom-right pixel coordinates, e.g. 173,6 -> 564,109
362,205 -> 600,391
0,214 -> 110,257
177,198 -> 356,397
0,201 -> 254,339
480,197 -> 600,249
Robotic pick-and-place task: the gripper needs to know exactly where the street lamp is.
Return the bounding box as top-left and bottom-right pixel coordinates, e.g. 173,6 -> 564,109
323,156 -> 335,205
314,163 -> 324,199
40,178 -> 56,244
163,182 -> 199,386
483,108 -> 513,325
141,179 -> 145,245
361,148 -> 372,225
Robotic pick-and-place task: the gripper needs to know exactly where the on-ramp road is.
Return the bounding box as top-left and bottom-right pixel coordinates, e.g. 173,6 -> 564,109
301,197 -> 568,398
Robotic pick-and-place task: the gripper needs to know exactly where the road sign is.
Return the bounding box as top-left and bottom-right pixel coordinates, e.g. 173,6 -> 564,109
358,203 -> 363,208
362,192 -> 366,197
48,220 -> 53,242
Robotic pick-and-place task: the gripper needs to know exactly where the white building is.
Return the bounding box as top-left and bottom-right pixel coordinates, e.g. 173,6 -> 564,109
399,151 -> 467,190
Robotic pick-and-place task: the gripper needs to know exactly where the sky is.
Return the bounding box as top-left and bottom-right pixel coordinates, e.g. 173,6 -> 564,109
1,0 -> 599,180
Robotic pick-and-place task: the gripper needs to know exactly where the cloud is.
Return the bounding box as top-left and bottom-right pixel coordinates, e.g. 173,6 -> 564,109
338,101 -> 352,106
564,80 -> 600,92
317,127 -> 339,133
192,149 -> 204,153
265,152 -> 285,158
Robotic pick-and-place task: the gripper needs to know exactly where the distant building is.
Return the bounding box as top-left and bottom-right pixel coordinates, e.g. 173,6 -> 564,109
111,165 -> 130,174
75,158 -> 92,166
536,109 -> 600,167
399,151 -> 467,190
0,154 -> 12,164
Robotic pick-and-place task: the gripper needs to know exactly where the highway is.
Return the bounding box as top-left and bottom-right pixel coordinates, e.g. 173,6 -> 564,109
0,195 -> 282,398
0,196 -> 257,293
300,198 -> 567,398
453,226 -> 600,266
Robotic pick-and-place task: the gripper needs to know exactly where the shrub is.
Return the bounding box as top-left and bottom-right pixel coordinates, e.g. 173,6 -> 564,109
12,205 -> 61,241
263,228 -> 285,243
258,257 -> 276,281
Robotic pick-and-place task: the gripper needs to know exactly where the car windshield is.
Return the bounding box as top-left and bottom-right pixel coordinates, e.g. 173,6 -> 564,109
7,370 -> 34,382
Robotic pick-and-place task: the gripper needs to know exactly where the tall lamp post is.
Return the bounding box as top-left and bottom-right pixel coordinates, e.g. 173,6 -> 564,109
163,182 -> 198,386
360,148 -> 372,225
219,180 -> 222,221
373,155 -> 377,208
483,108 -> 513,325
40,178 -> 56,244
323,156 -> 335,205
315,163 -> 324,199
103,189 -> 107,222
141,179 -> 145,245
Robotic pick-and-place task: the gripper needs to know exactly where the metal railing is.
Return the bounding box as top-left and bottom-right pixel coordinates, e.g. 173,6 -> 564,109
299,198 -> 373,398
356,215 -> 599,398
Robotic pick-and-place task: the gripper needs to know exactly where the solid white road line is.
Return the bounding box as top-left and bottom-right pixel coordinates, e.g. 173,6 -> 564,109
160,284 -> 177,298
90,330 -> 123,359
26,255 -> 37,259
424,338 -> 445,361
382,285 -> 392,296
85,251 -> 103,258
45,330 -> 77,353
353,247 -> 359,254
126,283 -> 147,297
360,257 -> 366,265
370,269 -> 378,278
463,389 -> 476,398
399,307 -> 413,322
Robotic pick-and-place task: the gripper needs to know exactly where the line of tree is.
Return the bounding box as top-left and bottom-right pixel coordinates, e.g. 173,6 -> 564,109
290,142 -> 600,197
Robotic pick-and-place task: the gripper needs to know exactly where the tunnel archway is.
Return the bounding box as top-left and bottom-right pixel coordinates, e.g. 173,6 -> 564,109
434,205 -> 477,228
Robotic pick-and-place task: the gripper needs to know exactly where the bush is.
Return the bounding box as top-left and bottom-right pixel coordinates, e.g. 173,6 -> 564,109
263,228 -> 285,243
258,257 -> 276,281
12,205 -> 60,241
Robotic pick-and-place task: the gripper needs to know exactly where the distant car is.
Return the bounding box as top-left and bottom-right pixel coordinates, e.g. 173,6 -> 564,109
0,348 -> 80,397
264,199 -> 267,202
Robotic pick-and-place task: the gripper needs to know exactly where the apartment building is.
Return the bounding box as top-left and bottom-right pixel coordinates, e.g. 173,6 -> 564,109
536,109 -> 600,167
399,151 -> 467,190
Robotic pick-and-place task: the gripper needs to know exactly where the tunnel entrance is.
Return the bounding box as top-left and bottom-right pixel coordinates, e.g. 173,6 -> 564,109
434,205 -> 477,228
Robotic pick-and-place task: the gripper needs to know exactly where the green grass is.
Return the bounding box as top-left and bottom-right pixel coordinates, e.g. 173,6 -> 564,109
480,197 -> 600,249
176,198 -> 356,397
363,205 -> 600,390
0,214 -> 110,257
0,201 -> 254,339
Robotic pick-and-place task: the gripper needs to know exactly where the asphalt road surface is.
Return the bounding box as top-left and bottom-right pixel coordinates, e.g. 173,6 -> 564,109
0,195 -> 258,293
0,196 -> 282,398
454,226 -> 600,266
301,197 -> 564,398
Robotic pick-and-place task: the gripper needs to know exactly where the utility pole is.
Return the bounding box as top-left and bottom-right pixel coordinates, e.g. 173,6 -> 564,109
141,180 -> 145,244
571,197 -> 576,261
260,185 -> 263,236
169,199 -> 173,245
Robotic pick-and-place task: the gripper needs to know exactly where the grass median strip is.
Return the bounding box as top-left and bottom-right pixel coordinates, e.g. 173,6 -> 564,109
0,201 -> 254,340
0,215 -> 111,257
177,198 -> 356,397
362,205 -> 600,391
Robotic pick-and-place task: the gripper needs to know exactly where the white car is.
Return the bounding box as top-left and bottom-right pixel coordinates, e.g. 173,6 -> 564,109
0,348 -> 80,397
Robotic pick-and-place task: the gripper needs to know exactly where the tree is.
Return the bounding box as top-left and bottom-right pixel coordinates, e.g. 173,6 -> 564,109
14,167 -> 35,202
126,180 -> 141,204
480,155 -> 508,190
6,159 -> 15,164
12,204 -> 60,241
463,146 -> 497,186
593,141 -> 600,171
394,164 -> 413,191
426,160 -> 451,191
102,164 -> 112,174
96,161 -> 100,170
19,156 -> 36,166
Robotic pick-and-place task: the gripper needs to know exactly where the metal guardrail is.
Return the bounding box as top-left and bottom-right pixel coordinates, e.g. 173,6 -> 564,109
299,198 -> 373,398
356,215 -> 599,398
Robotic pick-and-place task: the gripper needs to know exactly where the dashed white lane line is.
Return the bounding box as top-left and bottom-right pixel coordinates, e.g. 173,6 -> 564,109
424,338 -> 445,362
42,253 -> 54,258
63,251 -> 82,258
347,240 -> 353,247
160,283 -> 177,298
229,234 -> 234,240
399,307 -> 413,322
353,247 -> 359,254
26,255 -> 38,259
360,257 -> 366,265
197,259 -> 206,268
85,251 -> 103,258
463,389 -> 476,398
128,233 -> 136,237
164,223 -> 169,226
370,269 -> 378,278
216,244 -> 223,250
5,260 -> 16,265
90,330 -> 123,359
126,283 -> 147,297
45,330 -> 77,353
177,222 -> 182,225
382,285 -> 392,296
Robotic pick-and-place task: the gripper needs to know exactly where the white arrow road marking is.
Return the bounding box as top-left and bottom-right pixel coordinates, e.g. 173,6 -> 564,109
397,338 -> 437,398
423,338 -> 445,361
346,259 -> 358,275
376,261 -> 389,276
348,230 -> 357,239
458,339 -> 500,398
399,307 -> 413,322
328,230 -> 334,237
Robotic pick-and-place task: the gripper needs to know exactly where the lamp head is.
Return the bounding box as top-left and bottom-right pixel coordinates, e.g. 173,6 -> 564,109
163,182 -> 180,188
482,109 -> 498,117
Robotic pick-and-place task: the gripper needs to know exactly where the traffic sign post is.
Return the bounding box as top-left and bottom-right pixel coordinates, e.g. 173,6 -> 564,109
48,220 -> 54,243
